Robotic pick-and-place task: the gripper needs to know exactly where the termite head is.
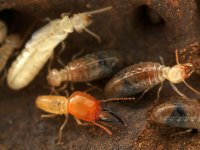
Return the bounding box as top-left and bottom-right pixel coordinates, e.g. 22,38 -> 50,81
68,91 -> 101,122
167,63 -> 194,83
71,13 -> 92,33
67,91 -> 124,124
47,69 -> 61,87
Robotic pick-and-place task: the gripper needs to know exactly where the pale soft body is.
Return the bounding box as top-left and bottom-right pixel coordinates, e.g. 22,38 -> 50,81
0,35 -> 21,72
7,6 -> 112,90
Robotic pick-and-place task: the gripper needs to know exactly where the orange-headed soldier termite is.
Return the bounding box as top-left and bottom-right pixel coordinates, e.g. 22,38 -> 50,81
150,99 -> 200,132
36,91 -> 134,144
105,50 -> 200,100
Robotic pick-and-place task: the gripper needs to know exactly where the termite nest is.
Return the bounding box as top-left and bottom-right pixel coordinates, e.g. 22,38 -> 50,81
1,0 -> 200,149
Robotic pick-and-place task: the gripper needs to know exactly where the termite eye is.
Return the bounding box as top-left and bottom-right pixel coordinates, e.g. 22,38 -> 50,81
47,69 -> 61,87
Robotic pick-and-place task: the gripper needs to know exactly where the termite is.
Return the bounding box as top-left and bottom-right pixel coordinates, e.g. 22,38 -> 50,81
105,50 -> 200,99
0,20 -> 7,44
7,6 -> 112,90
150,99 -> 200,131
47,51 -> 125,88
36,91 -> 134,144
0,35 -> 21,72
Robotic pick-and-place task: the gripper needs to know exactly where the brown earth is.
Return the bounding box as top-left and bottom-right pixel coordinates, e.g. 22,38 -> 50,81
0,0 -> 200,149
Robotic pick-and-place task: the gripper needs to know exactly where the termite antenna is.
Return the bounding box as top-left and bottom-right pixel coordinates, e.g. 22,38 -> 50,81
175,49 -> 180,64
183,80 -> 200,96
85,6 -> 112,15
101,97 -> 135,103
83,28 -> 101,43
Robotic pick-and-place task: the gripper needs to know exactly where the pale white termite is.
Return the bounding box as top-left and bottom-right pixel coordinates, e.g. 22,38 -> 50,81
0,20 -> 7,44
0,35 -> 21,72
7,6 -> 112,90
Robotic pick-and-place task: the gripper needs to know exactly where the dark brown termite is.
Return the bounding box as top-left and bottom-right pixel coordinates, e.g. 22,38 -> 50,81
150,99 -> 200,131
105,50 -> 200,99
47,51 -> 125,92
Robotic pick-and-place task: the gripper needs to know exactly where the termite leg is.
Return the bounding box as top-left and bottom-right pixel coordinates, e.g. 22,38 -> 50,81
50,87 -> 60,95
92,122 -> 112,135
42,17 -> 52,23
169,82 -> 189,100
170,129 -> 192,137
83,27 -> 101,43
40,114 -> 57,119
56,41 -> 66,67
84,82 -> 103,93
74,118 -> 90,126
70,83 -> 75,91
159,56 -> 164,64
57,114 -> 69,145
48,53 -> 55,72
137,88 -> 151,101
156,82 -> 163,102
57,83 -> 69,97
72,49 -> 84,60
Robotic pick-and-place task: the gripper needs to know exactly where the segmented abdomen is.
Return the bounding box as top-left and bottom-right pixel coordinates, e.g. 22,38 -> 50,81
151,100 -> 200,130
36,96 -> 69,115
60,51 -> 125,82
0,35 -> 21,72
105,62 -> 165,98
7,18 -> 71,90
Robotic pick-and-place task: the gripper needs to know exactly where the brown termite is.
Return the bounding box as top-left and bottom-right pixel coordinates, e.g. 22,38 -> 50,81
105,50 -> 200,99
0,35 -> 21,73
36,91 -> 134,144
150,99 -> 200,132
47,51 -> 125,91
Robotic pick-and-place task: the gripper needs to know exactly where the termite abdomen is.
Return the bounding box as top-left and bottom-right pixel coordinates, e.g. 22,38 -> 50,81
150,100 -> 200,130
47,51 -> 125,87
105,62 -> 165,98
36,96 -> 68,115
0,35 -> 21,72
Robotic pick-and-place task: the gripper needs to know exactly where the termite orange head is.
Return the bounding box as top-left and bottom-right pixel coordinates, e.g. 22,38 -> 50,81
167,63 -> 194,83
68,91 -> 124,124
47,69 -> 61,87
